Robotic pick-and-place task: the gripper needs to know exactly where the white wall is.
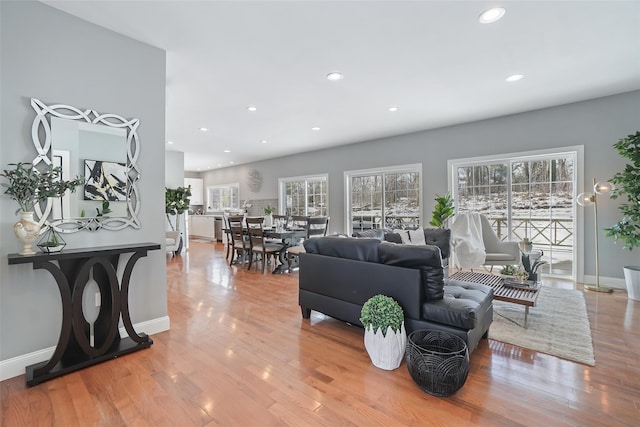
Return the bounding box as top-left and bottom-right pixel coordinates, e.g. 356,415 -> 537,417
0,1 -> 167,367
200,90 -> 640,279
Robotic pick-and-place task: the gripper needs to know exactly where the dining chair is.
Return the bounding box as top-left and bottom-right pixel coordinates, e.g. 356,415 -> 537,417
245,217 -> 285,273
287,216 -> 330,272
228,215 -> 247,266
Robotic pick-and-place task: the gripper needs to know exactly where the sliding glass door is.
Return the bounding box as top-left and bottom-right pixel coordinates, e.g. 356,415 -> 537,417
452,152 -> 576,278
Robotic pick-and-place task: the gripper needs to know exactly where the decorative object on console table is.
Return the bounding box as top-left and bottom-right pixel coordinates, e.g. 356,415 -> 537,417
604,131 -> 640,301
1,162 -> 83,255
360,294 -> 407,370
405,329 -> 469,397
576,178 -> 614,293
7,243 -> 160,387
37,227 -> 66,253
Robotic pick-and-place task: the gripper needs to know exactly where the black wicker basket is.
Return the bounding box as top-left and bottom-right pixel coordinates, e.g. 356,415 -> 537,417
405,330 -> 469,397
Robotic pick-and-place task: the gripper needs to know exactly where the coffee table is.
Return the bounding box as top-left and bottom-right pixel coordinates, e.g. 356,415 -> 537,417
449,271 -> 541,328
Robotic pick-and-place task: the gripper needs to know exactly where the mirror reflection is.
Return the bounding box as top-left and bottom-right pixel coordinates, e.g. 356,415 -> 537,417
51,118 -> 128,220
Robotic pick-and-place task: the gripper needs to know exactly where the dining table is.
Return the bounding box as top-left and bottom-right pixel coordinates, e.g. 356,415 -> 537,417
263,227 -> 307,274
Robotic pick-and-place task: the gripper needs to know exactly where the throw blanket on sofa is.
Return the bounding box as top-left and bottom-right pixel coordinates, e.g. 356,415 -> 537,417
450,213 -> 485,269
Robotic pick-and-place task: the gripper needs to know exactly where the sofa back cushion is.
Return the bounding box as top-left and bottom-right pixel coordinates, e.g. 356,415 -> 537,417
303,237 -> 380,262
351,229 -> 384,240
424,228 -> 451,259
378,242 -> 445,300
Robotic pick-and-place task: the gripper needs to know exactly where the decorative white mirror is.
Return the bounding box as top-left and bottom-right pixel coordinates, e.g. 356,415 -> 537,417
31,98 -> 141,232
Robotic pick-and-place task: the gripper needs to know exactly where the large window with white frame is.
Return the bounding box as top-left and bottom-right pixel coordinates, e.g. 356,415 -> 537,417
345,164 -> 422,234
279,174 -> 328,216
449,148 -> 580,279
206,183 -> 239,212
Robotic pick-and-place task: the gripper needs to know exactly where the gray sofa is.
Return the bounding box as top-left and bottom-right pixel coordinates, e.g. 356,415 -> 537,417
299,237 -> 493,354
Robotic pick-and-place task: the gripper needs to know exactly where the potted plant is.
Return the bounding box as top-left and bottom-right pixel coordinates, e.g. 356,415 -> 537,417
165,186 -> 192,254
359,294 -> 407,370
37,227 -> 66,253
519,237 -> 533,253
264,205 -> 276,227
1,162 -> 83,255
521,250 -> 546,282
605,131 -> 640,300
429,192 -> 454,228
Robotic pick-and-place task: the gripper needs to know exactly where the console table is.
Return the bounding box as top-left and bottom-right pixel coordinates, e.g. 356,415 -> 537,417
8,243 -> 161,386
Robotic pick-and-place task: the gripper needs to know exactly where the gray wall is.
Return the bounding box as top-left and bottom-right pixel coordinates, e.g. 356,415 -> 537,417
0,2 -> 167,360
201,90 -> 640,279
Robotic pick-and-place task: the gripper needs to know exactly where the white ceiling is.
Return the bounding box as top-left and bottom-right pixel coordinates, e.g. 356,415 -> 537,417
42,1 -> 640,172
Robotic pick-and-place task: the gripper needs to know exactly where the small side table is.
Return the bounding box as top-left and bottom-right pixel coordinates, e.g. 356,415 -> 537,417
405,330 -> 469,397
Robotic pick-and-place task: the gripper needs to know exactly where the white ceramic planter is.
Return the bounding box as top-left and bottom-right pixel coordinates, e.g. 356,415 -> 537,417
624,266 -> 640,301
364,322 -> 407,370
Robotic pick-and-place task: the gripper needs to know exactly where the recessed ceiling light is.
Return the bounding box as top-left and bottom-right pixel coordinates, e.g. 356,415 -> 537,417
166,141 -> 174,144
197,168 -> 201,171
223,149 -> 231,153
479,7 -> 506,24
388,106 -> 399,112
229,161 -> 234,164
261,140 -> 267,144
311,127 -> 321,131
200,127 -> 208,132
247,106 -> 257,112
326,72 -> 344,81
505,73 -> 524,82
218,163 -> 222,167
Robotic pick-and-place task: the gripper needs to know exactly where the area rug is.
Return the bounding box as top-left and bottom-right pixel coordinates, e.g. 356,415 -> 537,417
488,287 -> 595,366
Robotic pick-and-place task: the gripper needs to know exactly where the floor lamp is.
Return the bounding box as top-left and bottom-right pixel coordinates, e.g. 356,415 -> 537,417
576,178 -> 614,293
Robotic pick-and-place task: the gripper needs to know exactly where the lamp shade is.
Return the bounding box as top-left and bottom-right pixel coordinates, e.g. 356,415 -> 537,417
576,192 -> 595,207
594,181 -> 614,195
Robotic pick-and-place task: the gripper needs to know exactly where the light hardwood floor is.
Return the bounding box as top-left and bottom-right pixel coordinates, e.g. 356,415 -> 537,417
2,240 -> 639,426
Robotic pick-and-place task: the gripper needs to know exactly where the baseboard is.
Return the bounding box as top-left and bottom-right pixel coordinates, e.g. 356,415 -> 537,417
0,315 -> 170,382
581,275 -> 627,290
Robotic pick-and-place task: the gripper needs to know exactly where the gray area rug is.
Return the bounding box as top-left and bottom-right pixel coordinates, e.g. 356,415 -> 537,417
488,286 -> 595,366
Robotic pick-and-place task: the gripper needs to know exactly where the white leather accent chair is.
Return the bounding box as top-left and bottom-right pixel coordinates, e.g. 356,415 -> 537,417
479,215 -> 520,269
451,213 -> 520,271
166,231 -> 180,256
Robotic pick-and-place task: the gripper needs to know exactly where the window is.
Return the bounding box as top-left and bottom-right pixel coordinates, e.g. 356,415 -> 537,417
279,175 -> 328,216
346,164 -> 422,234
450,148 -> 579,279
206,183 -> 239,212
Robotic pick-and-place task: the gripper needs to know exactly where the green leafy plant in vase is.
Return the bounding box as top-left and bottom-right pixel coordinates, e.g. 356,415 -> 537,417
360,294 -> 407,370
165,186 -> 192,254
429,192 -> 454,228
1,162 -> 83,255
605,130 -> 640,300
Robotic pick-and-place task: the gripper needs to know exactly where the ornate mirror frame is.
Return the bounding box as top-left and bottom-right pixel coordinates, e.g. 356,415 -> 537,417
31,98 -> 141,232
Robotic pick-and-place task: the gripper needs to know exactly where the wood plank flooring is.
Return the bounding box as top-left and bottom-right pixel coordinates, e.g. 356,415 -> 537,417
2,240 -> 639,426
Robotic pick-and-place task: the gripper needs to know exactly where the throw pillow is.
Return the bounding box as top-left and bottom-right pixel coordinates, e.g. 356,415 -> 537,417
408,229 -> 426,245
393,229 -> 411,245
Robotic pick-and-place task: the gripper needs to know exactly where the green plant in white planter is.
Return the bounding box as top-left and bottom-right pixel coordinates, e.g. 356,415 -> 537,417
1,162 -> 83,255
165,186 -> 192,254
605,131 -> 640,300
360,294 -> 407,370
